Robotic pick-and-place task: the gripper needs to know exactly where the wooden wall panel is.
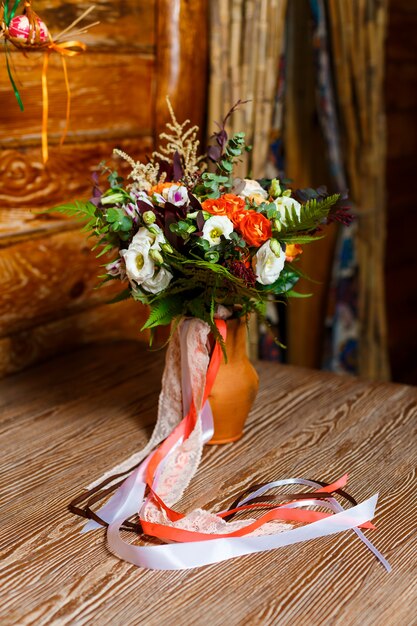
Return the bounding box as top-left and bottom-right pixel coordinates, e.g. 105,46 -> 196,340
0,137 -> 153,245
39,0 -> 155,51
155,0 -> 209,141
0,231 -> 124,337
0,137 -> 153,208
0,299 -> 150,377
0,53 -> 154,148
0,0 -> 209,378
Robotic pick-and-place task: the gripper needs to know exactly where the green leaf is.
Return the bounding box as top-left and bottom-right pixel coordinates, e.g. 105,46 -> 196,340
50,200 -> 97,220
141,294 -> 185,329
258,268 -> 300,295
286,289 -> 312,298
106,207 -> 124,222
96,243 -> 114,258
278,194 -> 340,235
279,234 -> 324,244
5,43 -> 24,111
220,160 -> 233,172
106,208 -> 132,232
108,288 -> 131,304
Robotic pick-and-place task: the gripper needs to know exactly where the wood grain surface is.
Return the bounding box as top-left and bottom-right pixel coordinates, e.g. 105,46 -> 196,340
0,300 -> 149,377
0,137 -> 153,215
0,53 -> 154,148
0,0 -> 209,379
0,230 -> 129,337
0,345 -> 415,625
39,0 -> 156,51
155,0 -> 209,141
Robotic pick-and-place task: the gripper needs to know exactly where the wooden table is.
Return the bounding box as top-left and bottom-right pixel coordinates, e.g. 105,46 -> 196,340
0,342 -> 416,625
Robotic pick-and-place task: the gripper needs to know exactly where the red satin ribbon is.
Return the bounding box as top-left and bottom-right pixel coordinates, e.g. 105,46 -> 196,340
139,323 -> 374,543
141,474 -> 374,541
145,319 -> 226,489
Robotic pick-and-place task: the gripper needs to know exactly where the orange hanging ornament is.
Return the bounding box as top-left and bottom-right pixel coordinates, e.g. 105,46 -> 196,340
1,1 -> 98,162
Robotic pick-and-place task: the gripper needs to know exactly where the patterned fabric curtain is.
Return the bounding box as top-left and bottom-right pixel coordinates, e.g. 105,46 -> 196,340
310,0 -> 359,375
207,0 -> 390,379
326,0 -> 390,380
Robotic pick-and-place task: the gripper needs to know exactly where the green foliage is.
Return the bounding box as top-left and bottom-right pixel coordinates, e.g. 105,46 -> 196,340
108,288 -> 131,304
217,132 -> 251,189
52,200 -> 97,220
98,161 -> 124,189
193,172 -> 229,200
141,294 -> 185,329
106,207 -> 132,233
169,220 -> 196,240
276,194 -> 340,235
258,267 -> 300,295
279,233 -> 324,244
285,289 -> 312,298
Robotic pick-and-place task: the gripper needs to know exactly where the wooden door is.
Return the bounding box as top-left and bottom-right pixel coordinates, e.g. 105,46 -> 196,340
0,0 -> 208,377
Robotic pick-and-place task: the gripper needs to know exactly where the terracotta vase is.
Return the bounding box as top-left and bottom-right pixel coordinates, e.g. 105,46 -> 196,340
207,317 -> 259,444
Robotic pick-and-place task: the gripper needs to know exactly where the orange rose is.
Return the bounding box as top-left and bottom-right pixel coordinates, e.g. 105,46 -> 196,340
201,197 -> 230,216
222,194 -> 245,211
148,182 -> 178,196
202,194 -> 246,219
285,243 -> 303,262
221,194 -> 247,226
238,211 -> 272,247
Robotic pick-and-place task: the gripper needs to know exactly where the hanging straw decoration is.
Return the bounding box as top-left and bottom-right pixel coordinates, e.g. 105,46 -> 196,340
207,0 -> 288,359
327,0 -> 390,380
208,0 -> 288,179
0,0 -> 98,163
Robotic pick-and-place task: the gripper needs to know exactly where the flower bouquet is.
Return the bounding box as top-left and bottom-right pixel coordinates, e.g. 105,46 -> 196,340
60,102 -> 389,574
55,99 -> 349,352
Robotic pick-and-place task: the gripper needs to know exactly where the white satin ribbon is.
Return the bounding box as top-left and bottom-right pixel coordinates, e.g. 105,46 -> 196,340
106,495 -> 378,570
79,320 -> 388,572
83,319 -> 214,532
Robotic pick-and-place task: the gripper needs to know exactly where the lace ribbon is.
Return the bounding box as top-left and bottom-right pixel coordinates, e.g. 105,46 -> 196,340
72,318 -> 390,572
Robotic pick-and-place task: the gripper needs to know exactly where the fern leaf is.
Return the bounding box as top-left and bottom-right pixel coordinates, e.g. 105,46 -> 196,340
142,294 -> 185,329
280,234 -> 324,244
279,194 -> 340,234
51,200 -> 97,220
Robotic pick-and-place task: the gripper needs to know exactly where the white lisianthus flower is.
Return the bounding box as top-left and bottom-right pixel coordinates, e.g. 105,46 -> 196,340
131,225 -> 165,249
164,184 -> 189,206
120,237 -> 155,285
239,179 -> 268,200
273,196 -> 302,224
254,239 -> 286,285
130,190 -> 153,207
150,192 -> 166,205
121,226 -> 171,292
142,267 -> 173,294
202,215 -> 234,246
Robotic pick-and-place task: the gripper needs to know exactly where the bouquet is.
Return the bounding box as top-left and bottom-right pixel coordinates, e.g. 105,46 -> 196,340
58,102 -> 391,575
54,99 -> 350,349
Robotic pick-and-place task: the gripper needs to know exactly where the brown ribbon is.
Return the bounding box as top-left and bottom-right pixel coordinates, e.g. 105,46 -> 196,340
69,470 -> 358,536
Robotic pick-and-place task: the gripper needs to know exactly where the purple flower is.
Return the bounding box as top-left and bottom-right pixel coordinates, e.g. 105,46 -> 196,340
124,202 -> 138,219
106,258 -> 126,280
166,185 -> 189,207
